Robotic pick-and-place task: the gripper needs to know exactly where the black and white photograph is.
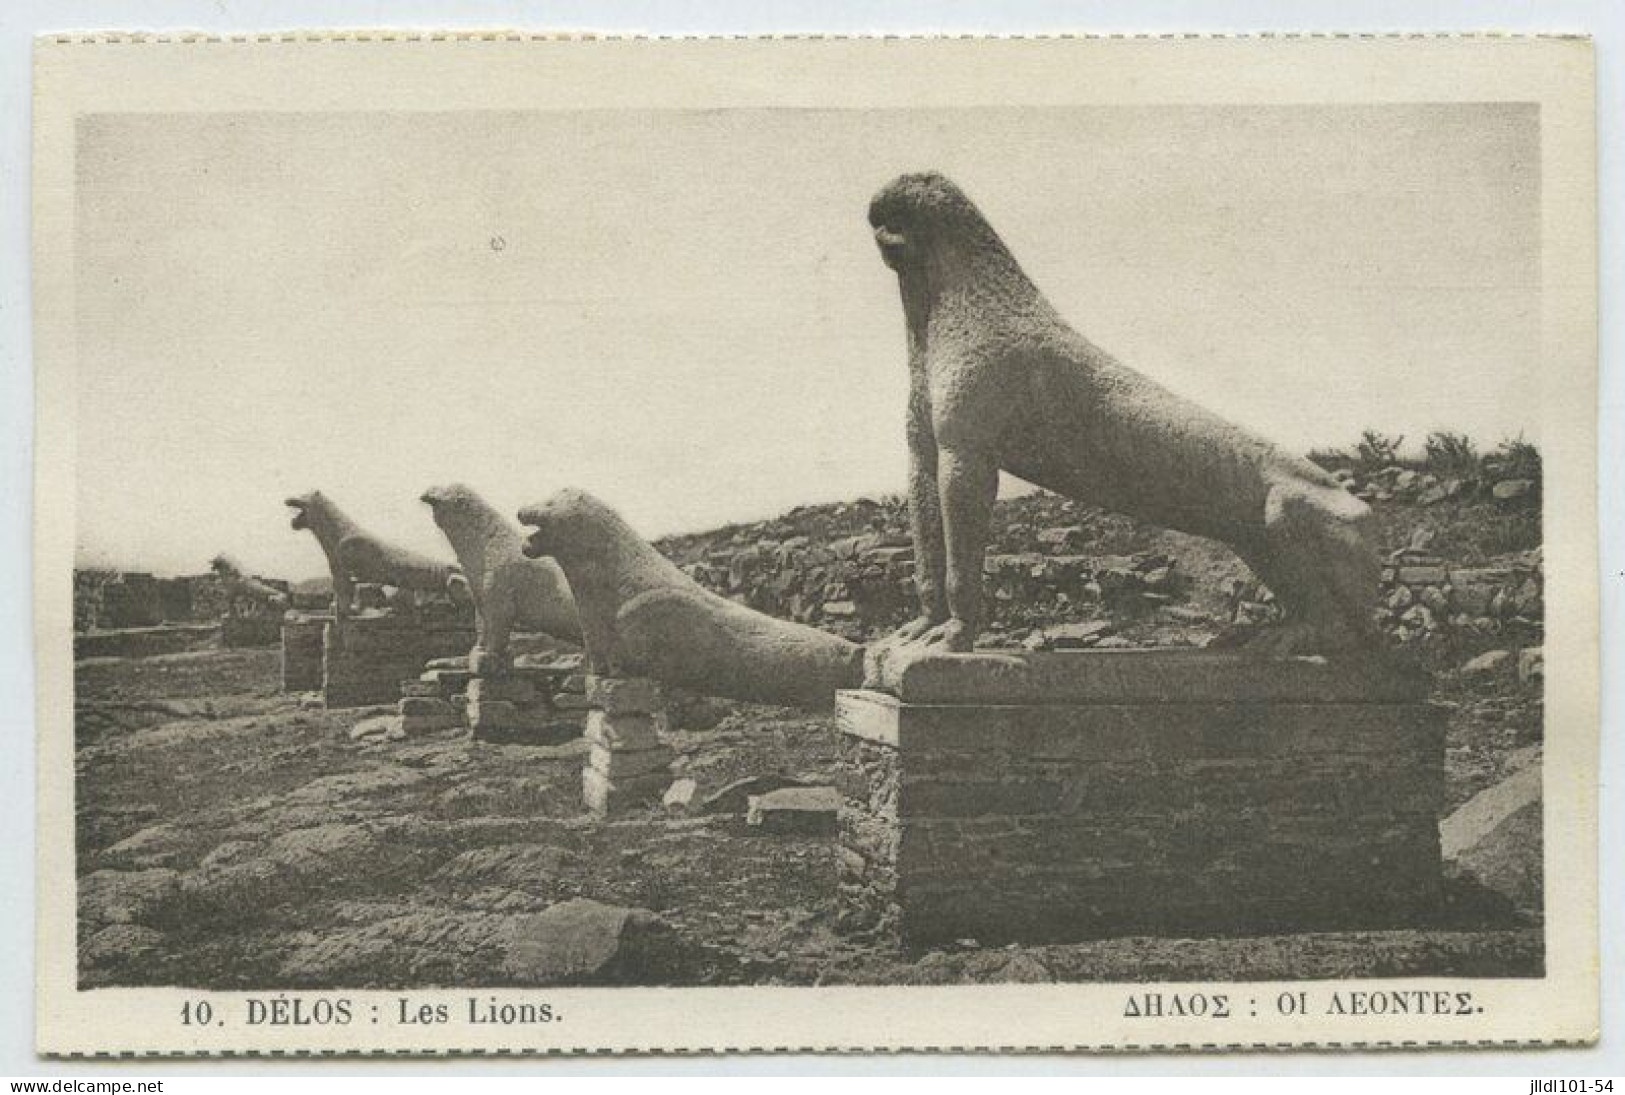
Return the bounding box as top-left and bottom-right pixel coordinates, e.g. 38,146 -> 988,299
28,33 -> 1600,1056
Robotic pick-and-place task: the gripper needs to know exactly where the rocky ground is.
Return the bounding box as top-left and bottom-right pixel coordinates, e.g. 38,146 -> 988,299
76,447 -> 1546,989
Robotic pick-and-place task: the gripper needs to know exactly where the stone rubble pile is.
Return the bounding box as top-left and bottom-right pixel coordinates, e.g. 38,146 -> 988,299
74,567 -> 293,635
672,513 -> 1189,644
1331,463 -> 1540,510
1377,532 -> 1544,647
397,652 -> 587,742
660,479 -> 1547,659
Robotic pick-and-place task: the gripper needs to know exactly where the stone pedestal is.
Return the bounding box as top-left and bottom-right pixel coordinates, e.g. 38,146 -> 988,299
838,648 -> 1444,949
321,613 -> 477,708
222,611 -> 281,648
280,613 -> 330,692
393,657 -> 586,740
582,677 -> 674,815
465,668 -> 579,745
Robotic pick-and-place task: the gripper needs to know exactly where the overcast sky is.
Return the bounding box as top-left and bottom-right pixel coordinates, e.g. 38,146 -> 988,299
74,104 -> 1539,579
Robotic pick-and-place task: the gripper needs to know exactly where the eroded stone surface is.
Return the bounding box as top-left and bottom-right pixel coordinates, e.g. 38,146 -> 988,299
73,609 -> 1539,990
862,646 -> 1428,706
322,614 -> 475,708
495,898 -> 688,985
1440,761 -> 1542,915
80,868 -> 180,930
178,823 -> 425,920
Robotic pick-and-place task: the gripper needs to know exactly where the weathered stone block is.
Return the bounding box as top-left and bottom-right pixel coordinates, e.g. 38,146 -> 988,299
422,667 -> 473,692
400,713 -> 463,734
838,651 -> 1444,949
583,711 -> 665,752
399,696 -> 455,719
465,700 -> 521,729
864,647 -> 1428,707
747,787 -> 841,835
662,778 -> 698,812
467,676 -> 539,705
587,743 -> 674,780
280,614 -> 329,693
582,767 -> 667,815
1518,646 -> 1544,683
700,774 -> 812,815
585,676 -> 664,715
472,713 -> 582,746
321,616 -> 478,708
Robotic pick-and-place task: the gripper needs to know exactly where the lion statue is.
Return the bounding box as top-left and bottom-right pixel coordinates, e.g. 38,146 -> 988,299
419,483 -> 582,671
518,488 -> 863,708
286,489 -> 468,622
866,172 -> 1379,655
208,554 -> 289,614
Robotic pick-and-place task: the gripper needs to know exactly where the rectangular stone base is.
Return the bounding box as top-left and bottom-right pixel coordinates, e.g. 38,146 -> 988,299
280,614 -> 329,692
837,650 -> 1444,949
468,699 -> 582,745
221,612 -> 281,648
321,615 -> 476,708
582,766 -> 667,814
580,680 -> 671,815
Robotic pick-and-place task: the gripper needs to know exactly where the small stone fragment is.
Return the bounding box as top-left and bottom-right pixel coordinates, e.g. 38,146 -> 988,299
662,778 -> 698,813
700,773 -> 811,815
746,786 -> 841,835
1517,646 -> 1544,684
350,714 -> 406,741
1043,620 -> 1113,649
1461,650 -> 1512,677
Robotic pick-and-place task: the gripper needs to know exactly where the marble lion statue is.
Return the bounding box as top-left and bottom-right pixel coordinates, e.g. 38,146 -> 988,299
208,554 -> 289,613
336,535 -> 471,608
419,483 -> 582,670
866,171 -> 1380,655
517,488 -> 863,708
286,489 -> 468,623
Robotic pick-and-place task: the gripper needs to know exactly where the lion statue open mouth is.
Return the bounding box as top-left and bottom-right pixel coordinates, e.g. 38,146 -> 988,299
285,489 -> 467,619
420,483 -> 581,672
